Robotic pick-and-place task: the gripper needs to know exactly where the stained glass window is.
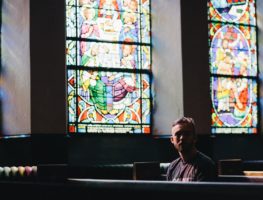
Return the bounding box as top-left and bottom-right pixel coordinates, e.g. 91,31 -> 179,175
66,0 -> 152,134
208,0 -> 258,134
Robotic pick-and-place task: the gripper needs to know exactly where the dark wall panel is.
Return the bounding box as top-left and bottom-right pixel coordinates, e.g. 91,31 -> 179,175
68,135 -> 175,166
30,0 -> 66,134
212,135 -> 263,161
181,0 -> 211,134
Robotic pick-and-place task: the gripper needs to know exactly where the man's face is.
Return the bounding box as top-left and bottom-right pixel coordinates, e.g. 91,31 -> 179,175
170,124 -> 196,153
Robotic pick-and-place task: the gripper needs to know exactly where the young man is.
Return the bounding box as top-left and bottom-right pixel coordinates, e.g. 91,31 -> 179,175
167,117 -> 217,182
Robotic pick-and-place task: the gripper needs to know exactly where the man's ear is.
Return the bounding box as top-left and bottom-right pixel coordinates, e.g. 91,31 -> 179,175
170,136 -> 174,144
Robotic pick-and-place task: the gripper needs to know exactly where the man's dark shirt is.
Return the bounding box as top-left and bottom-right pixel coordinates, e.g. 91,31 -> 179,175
166,151 -> 217,182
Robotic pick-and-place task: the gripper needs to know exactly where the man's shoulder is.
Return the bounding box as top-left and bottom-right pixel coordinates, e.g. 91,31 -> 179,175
195,151 -> 217,181
196,151 -> 215,166
168,157 -> 182,168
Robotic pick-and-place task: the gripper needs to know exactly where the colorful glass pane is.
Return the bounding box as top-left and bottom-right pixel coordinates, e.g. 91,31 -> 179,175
66,0 -> 75,6
141,46 -> 151,70
67,1 -> 151,43
78,41 -> 148,69
208,0 -> 256,25
77,69 -> 145,117
77,0 -> 149,13
211,77 -> 257,127
140,13 -> 150,43
68,70 -> 77,123
72,69 -> 150,133
209,24 -> 257,77
67,0 -> 152,134
66,6 -> 77,37
208,0 -> 258,134
66,40 -> 77,65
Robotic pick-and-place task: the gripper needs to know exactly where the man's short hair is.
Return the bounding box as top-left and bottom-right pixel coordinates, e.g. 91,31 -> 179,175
172,117 -> 196,135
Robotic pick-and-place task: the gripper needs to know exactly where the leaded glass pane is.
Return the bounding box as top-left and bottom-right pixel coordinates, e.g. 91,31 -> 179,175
72,69 -> 151,133
208,0 -> 258,134
67,0 -> 75,6
141,46 -> 151,69
77,70 -> 142,115
211,77 -> 257,129
66,5 -> 77,37
68,70 -> 77,123
78,41 -> 145,69
76,8 -> 149,43
66,40 -> 77,65
66,0 -> 152,134
209,24 -> 257,77
208,0 -> 256,25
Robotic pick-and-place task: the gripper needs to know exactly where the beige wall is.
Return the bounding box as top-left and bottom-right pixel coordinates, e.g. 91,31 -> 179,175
152,0 -> 184,136
1,0 -> 30,135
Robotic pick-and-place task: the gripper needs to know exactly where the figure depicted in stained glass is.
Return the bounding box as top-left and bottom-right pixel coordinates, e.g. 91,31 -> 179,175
88,71 -> 108,112
98,44 -> 111,67
81,43 -> 101,66
213,77 -> 252,126
232,79 -> 249,119
217,51 -> 234,75
236,52 -> 249,76
215,32 -> 240,75
99,0 -> 119,18
80,7 -> 99,39
98,0 -> 120,32
217,78 -> 232,113
99,71 -> 137,115
79,7 -> 100,66
79,69 -> 138,117
123,0 -> 138,12
120,39 -> 136,69
120,12 -> 137,41
211,25 -> 251,76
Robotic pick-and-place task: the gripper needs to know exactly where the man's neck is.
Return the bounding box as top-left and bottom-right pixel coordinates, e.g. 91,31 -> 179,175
179,148 -> 198,163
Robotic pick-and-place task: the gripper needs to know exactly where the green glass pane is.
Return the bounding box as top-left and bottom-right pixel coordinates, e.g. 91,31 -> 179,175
66,40 -> 77,65
67,0 -> 75,6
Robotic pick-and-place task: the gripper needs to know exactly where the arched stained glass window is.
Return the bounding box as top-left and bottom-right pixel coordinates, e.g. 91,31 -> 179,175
208,0 -> 258,134
66,0 -> 152,134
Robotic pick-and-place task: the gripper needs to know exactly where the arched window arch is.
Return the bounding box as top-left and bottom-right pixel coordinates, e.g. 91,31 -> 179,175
208,0 -> 258,134
66,0 -> 152,134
